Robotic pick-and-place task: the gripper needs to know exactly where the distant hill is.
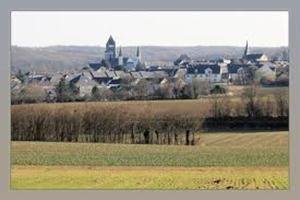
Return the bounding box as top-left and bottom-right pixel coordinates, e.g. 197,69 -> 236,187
11,45 -> 288,74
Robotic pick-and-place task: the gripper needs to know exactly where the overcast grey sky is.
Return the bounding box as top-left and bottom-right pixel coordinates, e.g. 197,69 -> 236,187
11,11 -> 288,47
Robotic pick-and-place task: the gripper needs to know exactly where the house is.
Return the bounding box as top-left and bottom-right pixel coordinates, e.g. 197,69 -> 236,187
115,70 -> 132,80
185,64 -> 222,83
174,54 -> 192,66
160,67 -> 179,77
107,78 -> 122,89
218,58 -> 231,65
139,71 -> 156,79
106,70 -> 118,79
244,54 -> 268,63
11,76 -> 22,92
146,65 -> 160,71
50,73 -> 65,86
69,71 -> 100,97
130,71 -> 143,79
90,69 -> 112,85
26,73 -> 51,85
227,64 -> 249,83
152,70 -> 169,79
89,63 -> 103,71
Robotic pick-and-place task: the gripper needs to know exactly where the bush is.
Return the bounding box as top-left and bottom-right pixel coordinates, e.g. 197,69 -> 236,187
210,85 -> 226,94
13,84 -> 47,104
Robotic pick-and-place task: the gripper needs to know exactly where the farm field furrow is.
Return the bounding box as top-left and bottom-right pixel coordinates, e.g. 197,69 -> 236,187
11,132 -> 289,189
11,166 -> 288,190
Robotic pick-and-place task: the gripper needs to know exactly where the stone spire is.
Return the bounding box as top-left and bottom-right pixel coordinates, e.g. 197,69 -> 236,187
243,40 -> 249,58
118,46 -> 122,57
136,46 -> 141,61
118,46 -> 123,66
107,35 -> 115,45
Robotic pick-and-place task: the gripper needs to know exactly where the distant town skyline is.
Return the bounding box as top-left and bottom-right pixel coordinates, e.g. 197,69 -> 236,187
11,11 -> 288,47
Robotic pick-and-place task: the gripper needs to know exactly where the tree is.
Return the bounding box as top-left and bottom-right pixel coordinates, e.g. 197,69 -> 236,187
132,79 -> 153,100
190,78 -> 211,98
15,69 -> 26,83
210,85 -> 226,94
55,78 -> 77,102
158,80 -> 175,99
91,87 -> 114,101
209,94 -> 231,118
242,84 -> 262,118
91,85 -> 101,100
173,78 -> 187,98
274,90 -> 289,117
247,66 -> 258,84
17,84 -> 47,104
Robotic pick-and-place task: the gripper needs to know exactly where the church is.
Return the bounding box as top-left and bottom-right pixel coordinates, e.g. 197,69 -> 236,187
103,35 -> 142,71
242,40 -> 268,63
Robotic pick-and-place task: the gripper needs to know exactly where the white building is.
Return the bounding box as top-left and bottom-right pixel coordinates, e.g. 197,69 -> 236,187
185,64 -> 222,83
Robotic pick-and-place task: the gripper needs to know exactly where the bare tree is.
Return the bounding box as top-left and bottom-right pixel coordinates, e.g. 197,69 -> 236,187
242,84 -> 262,118
274,90 -> 289,117
209,94 -> 231,118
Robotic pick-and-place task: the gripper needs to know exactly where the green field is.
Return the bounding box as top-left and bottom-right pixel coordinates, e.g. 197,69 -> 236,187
11,132 -> 289,189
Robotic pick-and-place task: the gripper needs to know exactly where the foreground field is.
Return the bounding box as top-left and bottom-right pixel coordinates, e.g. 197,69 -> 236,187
11,132 -> 289,189
12,166 -> 288,190
11,132 -> 288,167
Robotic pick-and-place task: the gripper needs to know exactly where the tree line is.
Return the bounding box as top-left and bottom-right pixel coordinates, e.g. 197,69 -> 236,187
11,85 -> 288,144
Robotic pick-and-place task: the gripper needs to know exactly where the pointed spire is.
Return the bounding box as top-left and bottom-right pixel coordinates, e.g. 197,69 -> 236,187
107,35 -> 115,45
243,40 -> 248,57
118,46 -> 122,57
136,46 -> 140,57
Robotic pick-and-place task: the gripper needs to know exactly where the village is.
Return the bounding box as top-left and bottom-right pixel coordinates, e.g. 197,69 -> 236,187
10,36 -> 289,103
9,11 -> 290,190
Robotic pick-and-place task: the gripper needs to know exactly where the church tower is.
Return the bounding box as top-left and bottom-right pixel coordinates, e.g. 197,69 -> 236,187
243,40 -> 249,58
136,46 -> 141,62
118,46 -> 123,66
105,35 -> 116,62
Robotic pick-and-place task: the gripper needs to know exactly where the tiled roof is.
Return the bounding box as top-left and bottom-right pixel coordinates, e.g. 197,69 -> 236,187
89,63 -> 102,71
245,53 -> 264,61
187,64 -> 220,74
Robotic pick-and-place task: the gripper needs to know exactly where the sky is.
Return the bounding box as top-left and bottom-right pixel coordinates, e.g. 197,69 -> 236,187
11,11 -> 288,47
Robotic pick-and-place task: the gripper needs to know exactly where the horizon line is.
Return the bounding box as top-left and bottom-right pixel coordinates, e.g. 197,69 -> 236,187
11,44 -> 289,48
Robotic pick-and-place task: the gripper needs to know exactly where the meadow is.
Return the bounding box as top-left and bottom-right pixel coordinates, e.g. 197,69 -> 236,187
11,89 -> 289,189
11,132 -> 289,189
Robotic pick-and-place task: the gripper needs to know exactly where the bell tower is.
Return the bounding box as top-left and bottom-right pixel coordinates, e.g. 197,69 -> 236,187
105,35 -> 116,62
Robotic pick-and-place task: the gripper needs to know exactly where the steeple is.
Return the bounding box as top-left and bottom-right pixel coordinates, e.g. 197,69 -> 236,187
118,46 -> 123,66
118,46 -> 122,57
105,35 -> 116,62
107,35 -> 115,45
136,46 -> 140,57
243,40 -> 248,58
136,46 -> 141,62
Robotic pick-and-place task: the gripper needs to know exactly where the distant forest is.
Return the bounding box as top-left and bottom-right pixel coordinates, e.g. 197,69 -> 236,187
11,45 -> 289,74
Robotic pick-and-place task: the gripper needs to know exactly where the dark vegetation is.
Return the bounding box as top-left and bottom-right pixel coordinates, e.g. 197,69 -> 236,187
11,85 -> 288,144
